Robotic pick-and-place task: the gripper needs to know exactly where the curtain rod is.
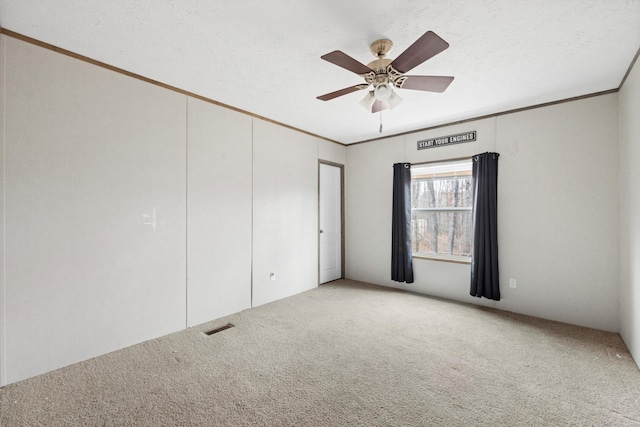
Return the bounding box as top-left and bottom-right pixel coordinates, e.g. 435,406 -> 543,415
409,156 -> 472,167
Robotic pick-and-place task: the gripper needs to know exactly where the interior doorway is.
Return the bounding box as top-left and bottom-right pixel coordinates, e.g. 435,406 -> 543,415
319,161 -> 344,284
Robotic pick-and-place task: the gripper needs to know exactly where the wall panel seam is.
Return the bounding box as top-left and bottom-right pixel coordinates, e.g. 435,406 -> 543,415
0,33 -> 6,386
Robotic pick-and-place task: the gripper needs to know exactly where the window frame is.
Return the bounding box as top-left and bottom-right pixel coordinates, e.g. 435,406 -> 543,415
410,158 -> 473,264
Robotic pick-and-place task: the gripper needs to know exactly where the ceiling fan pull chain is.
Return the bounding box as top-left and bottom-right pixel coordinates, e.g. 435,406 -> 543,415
379,110 -> 383,133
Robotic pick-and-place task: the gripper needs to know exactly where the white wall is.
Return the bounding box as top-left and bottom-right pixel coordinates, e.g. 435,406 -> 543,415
2,36 -> 188,384
619,57 -> 640,367
252,120 -> 319,307
0,34 -> 347,385
346,94 -> 620,332
319,138 -> 346,165
496,95 -> 619,330
345,136 -> 404,287
186,98 -> 252,327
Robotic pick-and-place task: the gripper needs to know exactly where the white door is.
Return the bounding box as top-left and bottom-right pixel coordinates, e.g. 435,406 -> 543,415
319,163 -> 342,284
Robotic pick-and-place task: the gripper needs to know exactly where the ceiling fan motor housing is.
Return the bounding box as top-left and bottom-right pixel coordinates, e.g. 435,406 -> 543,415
365,58 -> 405,91
369,39 -> 393,58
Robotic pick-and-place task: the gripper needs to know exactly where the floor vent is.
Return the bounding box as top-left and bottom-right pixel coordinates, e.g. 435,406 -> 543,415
204,323 -> 235,336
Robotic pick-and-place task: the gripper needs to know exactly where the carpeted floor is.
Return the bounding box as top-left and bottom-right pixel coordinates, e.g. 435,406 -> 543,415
1,279 -> 639,426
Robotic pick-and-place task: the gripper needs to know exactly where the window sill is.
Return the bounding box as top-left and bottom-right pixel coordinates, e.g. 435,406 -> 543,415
412,254 -> 471,265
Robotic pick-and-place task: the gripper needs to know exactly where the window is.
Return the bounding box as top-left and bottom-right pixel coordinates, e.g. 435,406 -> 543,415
411,159 -> 473,262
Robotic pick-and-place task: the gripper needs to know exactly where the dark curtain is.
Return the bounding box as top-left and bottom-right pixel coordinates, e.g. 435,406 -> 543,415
391,163 -> 414,283
470,152 -> 500,300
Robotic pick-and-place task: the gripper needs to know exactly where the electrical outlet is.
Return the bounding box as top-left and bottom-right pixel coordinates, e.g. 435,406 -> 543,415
509,278 -> 516,288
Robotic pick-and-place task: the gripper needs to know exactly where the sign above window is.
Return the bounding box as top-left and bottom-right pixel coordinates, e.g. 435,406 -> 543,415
417,131 -> 476,150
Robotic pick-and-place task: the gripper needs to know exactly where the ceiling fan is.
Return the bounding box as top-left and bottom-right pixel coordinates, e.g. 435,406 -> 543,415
317,31 -> 454,113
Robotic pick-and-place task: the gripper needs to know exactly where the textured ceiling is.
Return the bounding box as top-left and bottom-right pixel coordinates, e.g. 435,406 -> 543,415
1,0 -> 639,144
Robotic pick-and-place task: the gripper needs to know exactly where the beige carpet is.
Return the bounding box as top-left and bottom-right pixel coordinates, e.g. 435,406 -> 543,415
1,279 -> 639,426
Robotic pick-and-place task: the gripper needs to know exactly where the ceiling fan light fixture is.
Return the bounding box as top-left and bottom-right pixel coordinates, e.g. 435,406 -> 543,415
388,90 -> 403,109
359,91 -> 375,110
374,82 -> 393,101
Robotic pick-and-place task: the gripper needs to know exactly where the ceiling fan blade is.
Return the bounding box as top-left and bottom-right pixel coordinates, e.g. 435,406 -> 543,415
390,31 -> 449,74
321,50 -> 372,75
398,76 -> 454,93
317,85 -> 368,101
372,100 -> 389,113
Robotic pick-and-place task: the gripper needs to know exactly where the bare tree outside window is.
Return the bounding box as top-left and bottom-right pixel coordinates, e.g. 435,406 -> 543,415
411,160 -> 473,260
